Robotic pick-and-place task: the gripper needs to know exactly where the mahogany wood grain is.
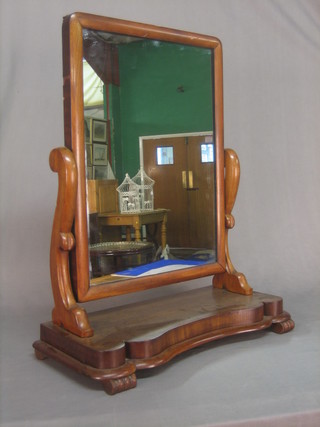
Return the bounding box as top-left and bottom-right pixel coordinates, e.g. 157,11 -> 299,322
213,149 -> 253,295
33,340 -> 137,395
33,286 -> 294,394
49,147 -> 93,337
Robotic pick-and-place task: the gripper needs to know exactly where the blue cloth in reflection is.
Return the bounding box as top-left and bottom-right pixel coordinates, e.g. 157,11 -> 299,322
114,259 -> 205,277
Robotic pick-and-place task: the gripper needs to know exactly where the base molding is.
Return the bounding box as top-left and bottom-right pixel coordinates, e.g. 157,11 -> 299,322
33,287 -> 294,395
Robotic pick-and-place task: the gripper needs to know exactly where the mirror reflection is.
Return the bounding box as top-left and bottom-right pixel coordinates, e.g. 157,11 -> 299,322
82,29 -> 217,286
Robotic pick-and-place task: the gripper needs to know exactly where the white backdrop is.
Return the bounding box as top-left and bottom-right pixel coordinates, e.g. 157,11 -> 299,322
1,1 -> 320,426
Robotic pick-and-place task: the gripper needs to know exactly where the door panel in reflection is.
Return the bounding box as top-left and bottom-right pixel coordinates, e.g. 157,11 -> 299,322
142,133 -> 215,257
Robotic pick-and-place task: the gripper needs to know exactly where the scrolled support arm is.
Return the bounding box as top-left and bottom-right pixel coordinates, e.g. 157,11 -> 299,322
49,147 -> 93,337
213,149 -> 253,295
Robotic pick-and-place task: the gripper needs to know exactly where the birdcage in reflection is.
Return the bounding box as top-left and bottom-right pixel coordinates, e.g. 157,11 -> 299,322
116,174 -> 140,213
132,168 -> 155,211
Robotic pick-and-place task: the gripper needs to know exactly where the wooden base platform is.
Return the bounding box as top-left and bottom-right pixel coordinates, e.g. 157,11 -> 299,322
33,287 -> 294,395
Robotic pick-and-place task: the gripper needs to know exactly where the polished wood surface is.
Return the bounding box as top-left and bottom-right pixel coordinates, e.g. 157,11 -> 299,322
98,209 -> 168,248
49,147 -> 93,337
213,149 -> 253,295
33,286 -> 294,394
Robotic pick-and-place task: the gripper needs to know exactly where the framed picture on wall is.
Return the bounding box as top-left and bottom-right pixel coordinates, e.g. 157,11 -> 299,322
93,143 -> 108,166
93,166 -> 108,179
92,119 -> 107,143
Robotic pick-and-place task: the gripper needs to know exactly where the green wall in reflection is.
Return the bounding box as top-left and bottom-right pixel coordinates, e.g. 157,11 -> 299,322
108,40 -> 213,180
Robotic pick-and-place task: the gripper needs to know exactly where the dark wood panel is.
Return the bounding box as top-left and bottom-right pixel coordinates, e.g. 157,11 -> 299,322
34,284 -> 293,394
37,287 -> 289,370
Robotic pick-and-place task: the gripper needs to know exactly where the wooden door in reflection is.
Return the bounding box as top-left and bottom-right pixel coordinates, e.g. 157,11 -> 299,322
143,135 -> 215,250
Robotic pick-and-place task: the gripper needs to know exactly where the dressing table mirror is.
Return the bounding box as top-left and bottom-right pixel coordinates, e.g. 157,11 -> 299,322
33,12 -> 294,395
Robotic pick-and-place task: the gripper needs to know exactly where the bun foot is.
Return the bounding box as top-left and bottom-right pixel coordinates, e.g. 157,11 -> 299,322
102,374 -> 137,395
34,347 -> 48,360
271,313 -> 295,334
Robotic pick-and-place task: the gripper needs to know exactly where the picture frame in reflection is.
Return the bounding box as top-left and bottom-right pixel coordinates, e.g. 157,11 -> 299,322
92,119 -> 107,143
93,143 -> 108,166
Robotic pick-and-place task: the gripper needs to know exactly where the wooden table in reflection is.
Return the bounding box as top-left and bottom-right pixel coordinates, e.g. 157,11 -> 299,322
98,209 -> 169,249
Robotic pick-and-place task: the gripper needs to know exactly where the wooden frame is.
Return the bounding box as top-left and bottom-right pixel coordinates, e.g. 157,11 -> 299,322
32,14 -> 293,394
62,12 -> 226,303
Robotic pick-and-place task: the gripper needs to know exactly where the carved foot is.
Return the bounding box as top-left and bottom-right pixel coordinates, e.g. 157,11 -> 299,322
102,374 -> 137,395
271,316 -> 295,334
